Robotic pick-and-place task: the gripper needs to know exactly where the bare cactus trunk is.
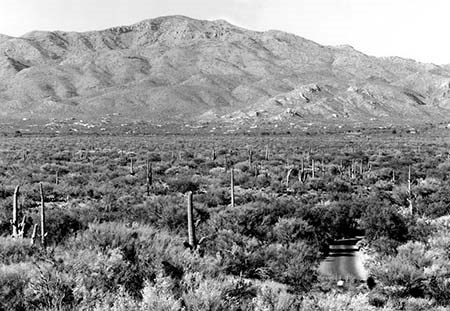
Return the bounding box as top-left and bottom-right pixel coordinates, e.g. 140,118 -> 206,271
212,148 -> 216,161
39,183 -> 47,248
230,168 -> 235,207
146,159 -> 152,196
18,216 -> 25,238
407,165 -> 411,194
129,158 -> 135,175
187,191 -> 196,249
30,224 -> 38,246
11,185 -> 20,238
286,168 -> 293,187
408,166 -> 413,214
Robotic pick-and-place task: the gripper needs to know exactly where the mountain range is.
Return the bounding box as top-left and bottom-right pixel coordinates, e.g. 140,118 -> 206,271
1,15 -> 450,124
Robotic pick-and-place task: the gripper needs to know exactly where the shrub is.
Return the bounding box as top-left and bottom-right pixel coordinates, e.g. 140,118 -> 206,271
362,204 -> 409,245
0,237 -> 43,265
273,217 -> 318,245
25,265 -> 75,311
263,242 -> 320,292
166,177 -> 199,193
183,273 -> 257,311
252,283 -> 302,311
369,242 -> 429,298
32,208 -> 84,245
141,196 -> 187,232
0,263 -> 31,311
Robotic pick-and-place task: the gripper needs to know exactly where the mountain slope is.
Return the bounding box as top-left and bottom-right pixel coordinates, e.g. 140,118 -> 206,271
1,15 -> 450,123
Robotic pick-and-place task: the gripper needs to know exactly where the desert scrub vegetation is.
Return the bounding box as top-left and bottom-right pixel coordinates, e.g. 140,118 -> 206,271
0,131 -> 450,309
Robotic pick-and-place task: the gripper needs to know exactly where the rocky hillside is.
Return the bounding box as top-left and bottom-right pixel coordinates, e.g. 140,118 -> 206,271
1,15 -> 450,123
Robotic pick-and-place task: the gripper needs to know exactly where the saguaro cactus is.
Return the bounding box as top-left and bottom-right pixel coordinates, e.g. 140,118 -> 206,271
407,165 -> 411,194
186,191 -> 196,249
11,185 -> 20,238
18,216 -> 26,238
265,145 -> 269,161
30,224 -> 38,246
407,166 -> 413,214
254,162 -> 259,177
129,158 -> 135,176
146,159 -> 153,196
298,162 -> 308,183
248,149 -> 253,168
39,183 -> 47,247
230,168 -> 235,207
286,167 -> 294,187
351,160 -> 355,179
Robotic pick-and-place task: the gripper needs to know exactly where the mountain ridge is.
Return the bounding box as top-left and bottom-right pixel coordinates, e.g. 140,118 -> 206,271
1,15 -> 450,124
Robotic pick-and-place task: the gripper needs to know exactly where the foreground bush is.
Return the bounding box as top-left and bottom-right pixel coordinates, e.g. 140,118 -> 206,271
368,216 -> 450,305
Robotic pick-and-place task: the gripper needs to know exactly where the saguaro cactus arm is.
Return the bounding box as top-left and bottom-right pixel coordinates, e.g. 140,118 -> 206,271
30,224 -> 38,246
286,168 -> 294,187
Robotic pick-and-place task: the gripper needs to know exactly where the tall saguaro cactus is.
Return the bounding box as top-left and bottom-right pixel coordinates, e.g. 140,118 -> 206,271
186,191 -> 196,249
407,166 -> 413,214
39,183 -> 47,247
407,165 -> 411,194
230,168 -> 235,208
11,185 -> 20,238
146,159 -> 153,196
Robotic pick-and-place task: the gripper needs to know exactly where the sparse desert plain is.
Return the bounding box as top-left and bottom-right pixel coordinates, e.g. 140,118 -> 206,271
1,124 -> 450,310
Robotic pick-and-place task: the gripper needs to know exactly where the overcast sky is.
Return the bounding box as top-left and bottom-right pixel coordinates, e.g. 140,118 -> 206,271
0,0 -> 449,64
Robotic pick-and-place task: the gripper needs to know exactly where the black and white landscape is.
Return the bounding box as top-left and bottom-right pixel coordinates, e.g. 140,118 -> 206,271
1,2 -> 450,311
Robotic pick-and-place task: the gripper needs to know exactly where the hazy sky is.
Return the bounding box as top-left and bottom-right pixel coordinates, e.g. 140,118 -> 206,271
0,0 -> 449,64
